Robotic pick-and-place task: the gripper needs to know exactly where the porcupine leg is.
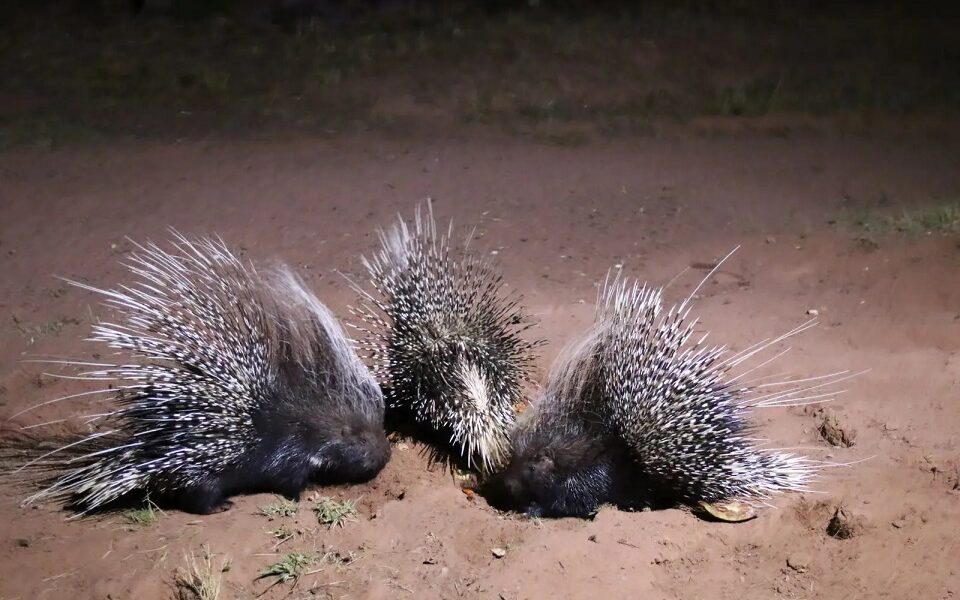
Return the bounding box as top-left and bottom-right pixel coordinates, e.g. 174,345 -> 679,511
265,475 -> 307,502
171,480 -> 233,515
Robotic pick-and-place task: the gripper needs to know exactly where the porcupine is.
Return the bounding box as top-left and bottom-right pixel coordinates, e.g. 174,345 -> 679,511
351,202 -> 538,472
487,255 -> 853,518
8,233 -> 390,515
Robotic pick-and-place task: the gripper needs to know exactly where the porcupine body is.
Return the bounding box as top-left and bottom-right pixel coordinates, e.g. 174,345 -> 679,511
488,264 -> 848,518
352,203 -> 538,472
12,234 -> 390,515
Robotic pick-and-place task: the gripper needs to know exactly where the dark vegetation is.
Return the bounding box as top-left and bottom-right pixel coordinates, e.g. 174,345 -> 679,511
1,0 -> 958,147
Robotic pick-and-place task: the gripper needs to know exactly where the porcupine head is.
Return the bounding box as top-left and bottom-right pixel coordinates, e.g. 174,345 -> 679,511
189,266 -> 393,508
484,331 -> 650,518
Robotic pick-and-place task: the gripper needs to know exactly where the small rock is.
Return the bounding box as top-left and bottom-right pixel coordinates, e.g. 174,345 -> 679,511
588,534 -> 598,543
491,547 -> 507,559
806,308 -> 820,316
786,554 -> 810,573
891,519 -> 905,529
15,538 -> 29,548
765,236 -> 776,244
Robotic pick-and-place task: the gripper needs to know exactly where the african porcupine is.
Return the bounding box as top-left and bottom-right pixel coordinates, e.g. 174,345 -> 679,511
488,259 -> 852,518
352,202 -> 538,472
9,233 -> 390,515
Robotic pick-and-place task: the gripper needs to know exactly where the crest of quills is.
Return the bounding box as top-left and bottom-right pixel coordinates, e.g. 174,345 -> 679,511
351,202 -> 539,473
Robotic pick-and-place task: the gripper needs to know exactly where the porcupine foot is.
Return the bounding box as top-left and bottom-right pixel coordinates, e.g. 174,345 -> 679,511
169,481 -> 233,515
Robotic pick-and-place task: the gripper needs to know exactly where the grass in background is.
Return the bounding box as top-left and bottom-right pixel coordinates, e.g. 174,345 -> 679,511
853,202 -> 960,235
0,115 -> 103,150
1,2 -> 957,147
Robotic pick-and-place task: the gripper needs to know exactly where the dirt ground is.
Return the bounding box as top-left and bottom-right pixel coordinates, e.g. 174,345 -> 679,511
1,128 -> 959,599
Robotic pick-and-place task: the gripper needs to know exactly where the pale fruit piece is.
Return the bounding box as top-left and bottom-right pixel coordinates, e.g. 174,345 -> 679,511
698,500 -> 758,522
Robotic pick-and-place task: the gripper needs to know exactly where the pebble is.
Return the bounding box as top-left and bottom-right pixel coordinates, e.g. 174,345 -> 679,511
786,554 -> 810,573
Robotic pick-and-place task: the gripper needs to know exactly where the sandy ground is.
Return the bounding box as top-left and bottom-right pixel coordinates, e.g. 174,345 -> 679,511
1,130 -> 959,599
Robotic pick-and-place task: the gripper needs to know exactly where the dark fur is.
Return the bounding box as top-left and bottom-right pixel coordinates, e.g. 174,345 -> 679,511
483,424 -> 666,518
8,384 -> 391,516
177,407 -> 389,514
131,368 -> 389,515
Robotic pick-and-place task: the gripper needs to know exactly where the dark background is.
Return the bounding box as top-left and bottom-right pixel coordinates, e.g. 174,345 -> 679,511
2,0 -> 958,146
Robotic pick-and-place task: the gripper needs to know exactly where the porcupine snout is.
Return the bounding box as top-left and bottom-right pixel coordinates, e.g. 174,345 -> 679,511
307,410 -> 391,484
484,423 -> 622,518
342,424 -> 392,481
